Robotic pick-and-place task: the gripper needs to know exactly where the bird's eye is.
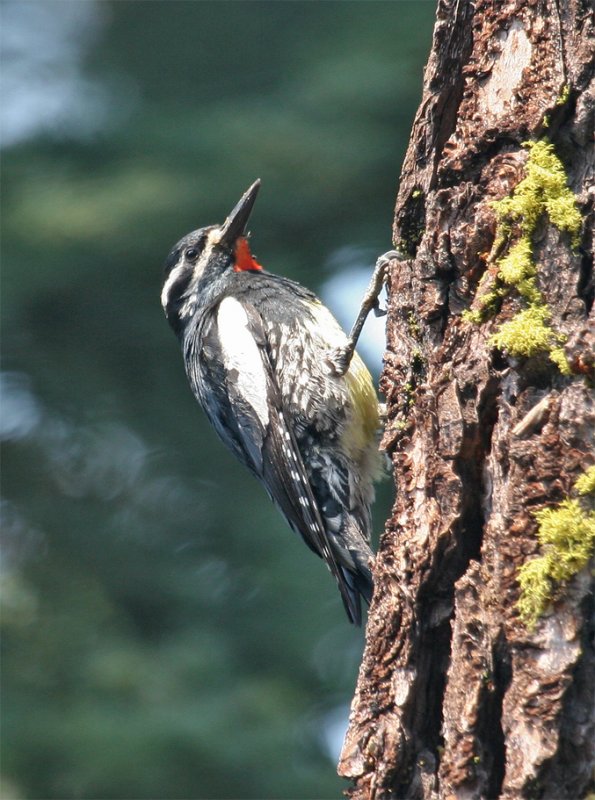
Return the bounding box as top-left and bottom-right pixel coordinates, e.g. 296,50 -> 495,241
185,247 -> 199,261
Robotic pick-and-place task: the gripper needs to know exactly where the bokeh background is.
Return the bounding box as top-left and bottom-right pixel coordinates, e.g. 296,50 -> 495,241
1,2 -> 435,798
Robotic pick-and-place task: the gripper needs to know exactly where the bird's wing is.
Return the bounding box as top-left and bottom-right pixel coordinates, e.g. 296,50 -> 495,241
192,295 -> 360,622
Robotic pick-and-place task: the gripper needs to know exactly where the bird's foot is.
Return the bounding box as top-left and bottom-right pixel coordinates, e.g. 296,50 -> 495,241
370,250 -> 402,316
329,249 -> 405,376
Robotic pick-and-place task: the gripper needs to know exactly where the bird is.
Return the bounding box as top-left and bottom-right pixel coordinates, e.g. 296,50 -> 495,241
160,180 -> 384,624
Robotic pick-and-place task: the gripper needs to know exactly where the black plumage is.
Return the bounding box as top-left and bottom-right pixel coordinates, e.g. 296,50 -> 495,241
161,182 -> 381,623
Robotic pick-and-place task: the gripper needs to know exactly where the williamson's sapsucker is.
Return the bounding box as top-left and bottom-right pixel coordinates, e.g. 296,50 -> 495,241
161,180 -> 384,624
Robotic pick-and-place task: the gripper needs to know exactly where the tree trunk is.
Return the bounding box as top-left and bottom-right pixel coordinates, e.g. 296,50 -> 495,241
338,1 -> 594,798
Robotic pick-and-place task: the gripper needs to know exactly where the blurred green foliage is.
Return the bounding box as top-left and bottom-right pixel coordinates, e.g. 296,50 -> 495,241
1,2 -> 434,797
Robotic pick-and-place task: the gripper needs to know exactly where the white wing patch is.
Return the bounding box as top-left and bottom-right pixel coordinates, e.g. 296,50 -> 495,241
217,297 -> 270,427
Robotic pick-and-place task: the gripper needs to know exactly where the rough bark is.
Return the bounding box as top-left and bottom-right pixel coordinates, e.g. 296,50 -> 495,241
339,1 -> 594,798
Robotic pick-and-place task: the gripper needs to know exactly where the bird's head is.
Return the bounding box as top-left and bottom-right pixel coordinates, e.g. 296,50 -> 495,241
161,179 -> 262,337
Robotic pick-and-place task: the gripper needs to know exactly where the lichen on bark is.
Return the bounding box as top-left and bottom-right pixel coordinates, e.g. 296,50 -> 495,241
463,140 -> 582,373
517,469 -> 595,628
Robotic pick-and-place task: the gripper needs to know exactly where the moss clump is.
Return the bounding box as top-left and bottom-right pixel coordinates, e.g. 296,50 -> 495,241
555,84 -> 571,107
462,308 -> 482,324
461,273 -> 507,324
495,140 -> 582,245
464,140 -> 582,374
490,305 -> 562,357
462,302 -> 491,326
517,557 -> 554,628
517,470 -> 595,629
549,346 -> 573,376
407,310 -> 421,340
575,465 -> 595,496
498,239 -> 534,287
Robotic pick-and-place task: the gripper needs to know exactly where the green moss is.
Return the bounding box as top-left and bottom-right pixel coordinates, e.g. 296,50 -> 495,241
517,557 -> 556,628
407,310 -> 421,339
535,500 -> 595,577
575,466 -> 595,496
461,308 -> 483,324
461,273 -> 507,324
497,239 -> 534,287
494,140 -> 582,246
517,473 -> 595,629
555,84 -> 571,106
464,140 -> 582,374
490,305 -> 558,357
549,345 -> 572,375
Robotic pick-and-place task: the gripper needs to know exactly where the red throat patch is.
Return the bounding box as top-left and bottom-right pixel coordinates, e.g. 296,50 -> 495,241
233,237 -> 263,272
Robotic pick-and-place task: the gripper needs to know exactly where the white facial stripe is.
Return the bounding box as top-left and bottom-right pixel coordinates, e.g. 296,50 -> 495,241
193,228 -> 221,278
217,297 -> 269,427
161,228 -> 224,311
161,264 -> 187,309
209,227 -> 223,246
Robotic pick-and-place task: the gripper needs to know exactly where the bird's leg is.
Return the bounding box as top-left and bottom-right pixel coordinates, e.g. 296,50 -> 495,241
329,250 -> 404,376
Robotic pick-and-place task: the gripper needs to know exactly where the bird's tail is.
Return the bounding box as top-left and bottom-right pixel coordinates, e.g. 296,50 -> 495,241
339,557 -> 373,626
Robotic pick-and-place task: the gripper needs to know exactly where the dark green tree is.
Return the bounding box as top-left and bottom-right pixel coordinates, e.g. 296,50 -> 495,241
1,3 -> 434,797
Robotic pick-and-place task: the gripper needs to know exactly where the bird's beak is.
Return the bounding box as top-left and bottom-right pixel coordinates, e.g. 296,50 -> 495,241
218,179 -> 261,248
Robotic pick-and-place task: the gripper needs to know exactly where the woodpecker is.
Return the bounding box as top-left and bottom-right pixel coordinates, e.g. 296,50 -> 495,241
161,180 -> 385,624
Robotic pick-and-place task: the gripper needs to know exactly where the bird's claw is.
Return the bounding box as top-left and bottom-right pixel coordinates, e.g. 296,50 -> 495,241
329,249 -> 404,377
369,250 -> 403,316
376,249 -> 405,271
373,300 -> 387,318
